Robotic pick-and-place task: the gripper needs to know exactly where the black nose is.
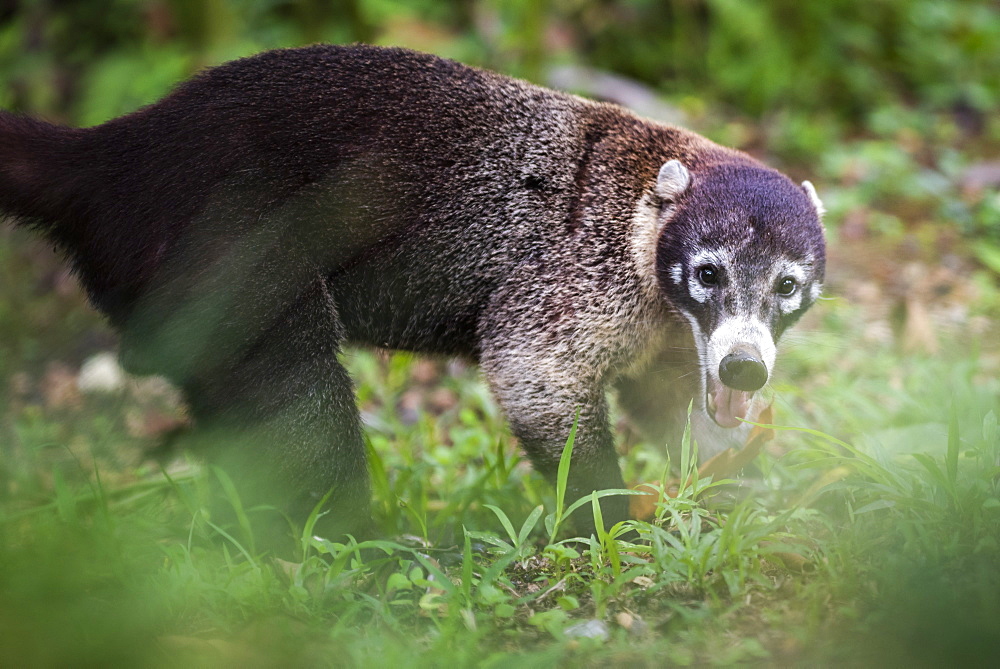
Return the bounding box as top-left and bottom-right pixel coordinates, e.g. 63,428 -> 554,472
719,352 -> 768,392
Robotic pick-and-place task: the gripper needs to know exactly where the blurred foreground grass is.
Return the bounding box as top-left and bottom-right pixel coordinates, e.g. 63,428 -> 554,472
2,1 -> 1000,666
1,325 -> 997,666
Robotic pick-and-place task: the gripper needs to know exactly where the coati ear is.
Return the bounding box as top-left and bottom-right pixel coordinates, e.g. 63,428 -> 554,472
802,180 -> 826,217
656,159 -> 691,203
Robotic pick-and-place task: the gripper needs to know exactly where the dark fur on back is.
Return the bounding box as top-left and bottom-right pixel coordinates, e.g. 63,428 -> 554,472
0,45 -> 824,539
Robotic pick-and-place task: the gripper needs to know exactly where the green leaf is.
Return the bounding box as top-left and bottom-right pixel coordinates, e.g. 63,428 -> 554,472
549,408 -> 581,543
983,411 -> 997,447
556,408 -> 581,518
853,499 -> 896,515
556,595 -> 580,611
484,504 -> 519,545
477,551 -> 519,596
464,530 -> 514,553
494,603 -> 516,618
562,489 -> 644,522
300,488 -> 335,560
365,436 -> 393,515
912,452 -> 949,490
590,492 -> 605,543
947,404 -> 960,487
410,551 -> 457,596
211,466 -> 255,556
205,520 -> 258,570
462,529 -> 474,604
679,401 -> 697,493
386,571 -> 412,592
517,505 -> 545,548
973,240 -> 1000,274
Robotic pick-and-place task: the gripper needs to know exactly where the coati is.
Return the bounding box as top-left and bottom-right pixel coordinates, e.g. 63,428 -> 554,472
0,44 -> 825,538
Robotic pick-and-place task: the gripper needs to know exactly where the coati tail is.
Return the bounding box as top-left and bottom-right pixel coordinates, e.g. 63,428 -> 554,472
0,110 -> 83,229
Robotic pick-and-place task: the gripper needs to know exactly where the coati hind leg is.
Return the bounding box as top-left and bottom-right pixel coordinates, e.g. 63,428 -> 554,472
179,277 -> 371,546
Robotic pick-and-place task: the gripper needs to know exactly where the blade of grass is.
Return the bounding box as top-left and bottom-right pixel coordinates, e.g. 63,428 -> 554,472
947,404 -> 960,487
206,520 -> 258,569
517,505 -> 544,548
484,504 -> 519,546
212,465 -> 256,556
300,488 -> 335,560
462,529 -> 474,604
549,408 -> 580,543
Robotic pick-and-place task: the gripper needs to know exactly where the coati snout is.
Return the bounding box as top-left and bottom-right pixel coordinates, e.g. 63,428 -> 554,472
0,44 -> 825,539
719,351 -> 768,393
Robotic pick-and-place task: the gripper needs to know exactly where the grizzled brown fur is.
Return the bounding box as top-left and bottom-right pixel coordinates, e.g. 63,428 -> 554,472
0,45 -> 824,539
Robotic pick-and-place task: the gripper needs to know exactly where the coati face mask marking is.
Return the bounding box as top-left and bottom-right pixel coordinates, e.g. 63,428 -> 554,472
654,161 -> 826,431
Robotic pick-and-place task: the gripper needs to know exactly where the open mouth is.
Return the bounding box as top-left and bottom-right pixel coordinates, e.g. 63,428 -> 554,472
705,376 -> 753,429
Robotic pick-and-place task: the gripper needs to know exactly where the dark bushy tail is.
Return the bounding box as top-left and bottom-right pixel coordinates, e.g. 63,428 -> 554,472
0,110 -> 83,230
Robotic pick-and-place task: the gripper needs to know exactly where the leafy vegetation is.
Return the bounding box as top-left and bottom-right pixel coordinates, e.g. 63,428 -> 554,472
1,1 -> 999,666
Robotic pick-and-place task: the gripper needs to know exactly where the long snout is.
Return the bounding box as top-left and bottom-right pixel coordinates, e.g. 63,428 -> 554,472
703,319 -> 776,428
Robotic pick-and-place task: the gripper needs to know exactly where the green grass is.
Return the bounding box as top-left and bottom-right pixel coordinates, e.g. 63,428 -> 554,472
1,295 -> 998,666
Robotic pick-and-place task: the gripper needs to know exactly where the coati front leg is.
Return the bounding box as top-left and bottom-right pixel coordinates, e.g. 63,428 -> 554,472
479,282 -> 629,534
179,277 -> 371,545
615,340 -> 700,459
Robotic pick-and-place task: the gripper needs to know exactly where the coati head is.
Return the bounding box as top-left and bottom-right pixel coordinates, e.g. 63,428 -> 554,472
653,158 -> 826,438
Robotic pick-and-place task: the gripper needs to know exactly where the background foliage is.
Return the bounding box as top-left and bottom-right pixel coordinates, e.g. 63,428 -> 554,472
1,0 -> 999,666
4,0 -> 1000,126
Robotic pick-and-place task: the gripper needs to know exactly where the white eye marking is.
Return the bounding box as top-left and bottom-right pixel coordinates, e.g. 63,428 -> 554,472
771,258 -> 811,314
777,290 -> 802,314
670,263 -> 683,285
687,249 -> 727,304
688,275 -> 711,303
809,283 -> 822,301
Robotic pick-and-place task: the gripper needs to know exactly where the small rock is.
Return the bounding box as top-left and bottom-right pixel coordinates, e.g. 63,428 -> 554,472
43,362 -> 83,408
632,576 -> 654,588
410,360 -> 440,385
547,65 -> 687,126
77,352 -> 125,393
429,387 -> 458,412
961,161 -> 1000,193
564,619 -> 610,641
616,611 -> 650,637
397,390 -> 422,425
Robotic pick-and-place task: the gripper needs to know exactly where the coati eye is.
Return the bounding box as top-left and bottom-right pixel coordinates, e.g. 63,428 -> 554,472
697,265 -> 719,286
777,276 -> 798,296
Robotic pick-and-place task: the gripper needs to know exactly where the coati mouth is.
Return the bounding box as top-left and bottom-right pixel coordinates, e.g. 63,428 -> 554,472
704,347 -> 769,428
705,376 -> 753,429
